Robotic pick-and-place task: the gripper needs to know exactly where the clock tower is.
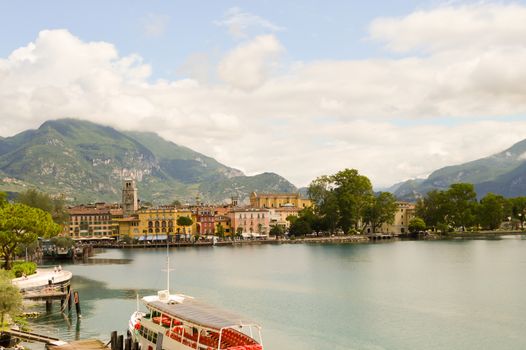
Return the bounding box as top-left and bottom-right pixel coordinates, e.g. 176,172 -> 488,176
122,179 -> 138,216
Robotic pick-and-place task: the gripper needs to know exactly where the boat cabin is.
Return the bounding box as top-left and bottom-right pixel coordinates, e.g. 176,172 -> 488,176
137,294 -> 263,350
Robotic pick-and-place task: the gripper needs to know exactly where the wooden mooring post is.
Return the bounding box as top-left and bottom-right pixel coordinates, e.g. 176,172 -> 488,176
111,331 -> 138,350
73,291 -> 82,318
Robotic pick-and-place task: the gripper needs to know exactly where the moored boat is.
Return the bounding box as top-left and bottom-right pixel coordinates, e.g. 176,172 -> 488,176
129,247 -> 263,350
129,290 -> 263,350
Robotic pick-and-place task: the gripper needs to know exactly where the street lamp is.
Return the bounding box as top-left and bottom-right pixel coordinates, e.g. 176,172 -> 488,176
508,216 -> 512,230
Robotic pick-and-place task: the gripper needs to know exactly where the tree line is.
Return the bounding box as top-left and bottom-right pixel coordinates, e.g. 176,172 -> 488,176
415,183 -> 526,233
0,190 -> 61,270
279,169 -> 399,236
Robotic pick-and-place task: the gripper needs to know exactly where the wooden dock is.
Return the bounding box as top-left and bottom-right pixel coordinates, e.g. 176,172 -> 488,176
4,329 -> 64,345
23,288 -> 68,301
5,329 -> 108,350
47,339 -> 108,350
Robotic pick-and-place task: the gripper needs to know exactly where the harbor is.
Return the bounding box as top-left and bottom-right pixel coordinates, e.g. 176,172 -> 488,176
7,238 -> 525,350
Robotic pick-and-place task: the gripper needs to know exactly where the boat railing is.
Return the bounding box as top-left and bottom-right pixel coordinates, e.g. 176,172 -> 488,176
149,310 -> 263,350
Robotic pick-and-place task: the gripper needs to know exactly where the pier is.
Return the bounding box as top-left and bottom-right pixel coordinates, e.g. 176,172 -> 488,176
3,329 -> 65,346
12,268 -> 74,313
5,329 -> 137,350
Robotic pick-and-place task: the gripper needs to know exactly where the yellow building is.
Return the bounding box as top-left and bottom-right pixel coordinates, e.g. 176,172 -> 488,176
249,192 -> 312,209
268,207 -> 300,229
131,207 -> 196,239
214,215 -> 231,236
114,216 -> 140,237
377,202 -> 416,235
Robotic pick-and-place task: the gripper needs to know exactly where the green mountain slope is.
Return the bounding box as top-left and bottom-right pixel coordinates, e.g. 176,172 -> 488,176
0,119 -> 297,204
392,139 -> 526,200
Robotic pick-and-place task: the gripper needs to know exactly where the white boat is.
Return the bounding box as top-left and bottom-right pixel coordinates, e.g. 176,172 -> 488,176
128,253 -> 263,350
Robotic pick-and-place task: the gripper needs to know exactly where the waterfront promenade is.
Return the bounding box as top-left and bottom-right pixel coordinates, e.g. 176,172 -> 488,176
83,230 -> 526,249
12,268 -> 72,291
88,235 -> 372,249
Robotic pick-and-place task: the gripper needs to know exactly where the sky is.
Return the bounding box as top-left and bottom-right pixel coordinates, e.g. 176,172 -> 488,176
1,0 -> 526,189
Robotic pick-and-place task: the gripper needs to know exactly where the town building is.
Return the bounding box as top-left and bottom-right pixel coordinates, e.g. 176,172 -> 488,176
228,207 -> 270,237
135,207 -> 196,239
249,192 -> 312,209
214,214 -> 231,236
195,207 -> 215,235
268,206 -> 301,230
371,202 -> 416,235
65,203 -> 121,238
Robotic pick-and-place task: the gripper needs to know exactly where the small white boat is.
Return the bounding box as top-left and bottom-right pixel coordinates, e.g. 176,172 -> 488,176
129,251 -> 263,350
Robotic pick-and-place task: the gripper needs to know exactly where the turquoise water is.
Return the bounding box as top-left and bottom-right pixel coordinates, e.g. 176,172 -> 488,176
31,238 -> 526,349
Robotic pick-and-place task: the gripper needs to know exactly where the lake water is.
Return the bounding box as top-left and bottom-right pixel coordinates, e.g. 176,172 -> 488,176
30,237 -> 526,350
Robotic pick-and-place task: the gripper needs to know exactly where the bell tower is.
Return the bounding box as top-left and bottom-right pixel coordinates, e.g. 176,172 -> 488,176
122,179 -> 138,216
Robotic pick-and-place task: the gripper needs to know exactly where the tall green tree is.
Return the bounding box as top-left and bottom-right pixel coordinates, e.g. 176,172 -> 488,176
308,176 -> 339,233
16,189 -> 67,224
0,203 -> 61,269
478,193 -> 507,230
408,217 -> 426,234
316,191 -> 339,233
0,270 -> 22,330
416,190 -> 450,230
216,223 -> 225,238
288,218 -> 311,237
363,192 -> 398,233
509,197 -> 526,229
445,183 -> 478,231
176,216 -> 193,234
307,175 -> 333,208
269,225 -> 284,237
332,169 -> 374,233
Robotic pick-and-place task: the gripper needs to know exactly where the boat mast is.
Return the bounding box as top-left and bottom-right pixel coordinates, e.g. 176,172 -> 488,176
166,241 -> 170,293
164,239 -> 173,293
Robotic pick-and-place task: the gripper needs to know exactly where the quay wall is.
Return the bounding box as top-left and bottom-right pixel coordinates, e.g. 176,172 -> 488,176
91,235 -> 371,249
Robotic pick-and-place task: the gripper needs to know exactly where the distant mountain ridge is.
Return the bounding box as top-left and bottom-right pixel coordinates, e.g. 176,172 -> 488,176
0,119 -> 297,203
391,139 -> 526,201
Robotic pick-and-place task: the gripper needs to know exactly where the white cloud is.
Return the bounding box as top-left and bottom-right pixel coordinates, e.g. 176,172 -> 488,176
3,2 -> 526,189
215,7 -> 285,38
369,3 -> 526,53
217,35 -> 283,90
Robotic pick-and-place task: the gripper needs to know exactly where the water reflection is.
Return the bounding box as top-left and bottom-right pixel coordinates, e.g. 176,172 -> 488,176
28,240 -> 526,350
77,258 -> 133,265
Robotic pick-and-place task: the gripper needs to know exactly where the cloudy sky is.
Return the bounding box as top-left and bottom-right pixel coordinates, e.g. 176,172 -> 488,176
1,0 -> 526,189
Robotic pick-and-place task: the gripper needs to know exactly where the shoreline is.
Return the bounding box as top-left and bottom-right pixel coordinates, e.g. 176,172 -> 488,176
83,230 -> 526,250
90,235 -> 372,249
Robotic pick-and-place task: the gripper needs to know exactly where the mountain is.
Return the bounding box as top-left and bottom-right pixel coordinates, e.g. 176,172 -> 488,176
0,119 -> 297,203
392,139 -> 526,201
